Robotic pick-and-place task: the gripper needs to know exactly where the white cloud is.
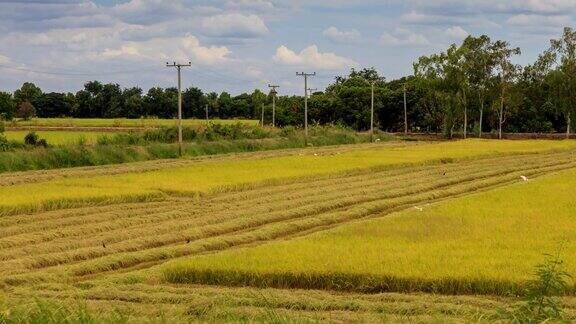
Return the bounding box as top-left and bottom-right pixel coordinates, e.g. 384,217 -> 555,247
245,66 -> 263,78
226,0 -> 274,11
507,14 -> 572,27
380,28 -> 430,46
99,35 -> 230,65
445,26 -> 469,39
111,0 -> 192,24
201,13 -> 269,38
273,45 -> 357,70
0,54 -> 10,64
401,11 -> 500,28
407,0 -> 576,15
322,26 -> 361,43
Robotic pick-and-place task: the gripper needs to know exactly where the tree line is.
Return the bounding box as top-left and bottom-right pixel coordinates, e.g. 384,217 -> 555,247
1,27 -> 575,136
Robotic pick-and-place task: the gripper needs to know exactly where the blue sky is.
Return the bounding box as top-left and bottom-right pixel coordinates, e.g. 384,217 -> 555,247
0,0 -> 573,95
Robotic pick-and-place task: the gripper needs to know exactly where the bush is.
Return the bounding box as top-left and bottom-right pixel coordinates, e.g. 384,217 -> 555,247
24,132 -> 39,145
0,135 -> 9,152
24,132 -> 48,147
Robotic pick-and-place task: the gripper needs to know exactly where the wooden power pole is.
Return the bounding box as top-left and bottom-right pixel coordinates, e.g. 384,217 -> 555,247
166,61 -> 191,157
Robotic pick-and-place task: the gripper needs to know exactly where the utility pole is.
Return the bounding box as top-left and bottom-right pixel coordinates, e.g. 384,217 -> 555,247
370,81 -> 375,142
306,88 -> 317,98
297,72 -> 315,146
268,84 -> 279,127
403,84 -> 408,135
205,103 -> 209,121
261,103 -> 265,126
166,61 -> 191,157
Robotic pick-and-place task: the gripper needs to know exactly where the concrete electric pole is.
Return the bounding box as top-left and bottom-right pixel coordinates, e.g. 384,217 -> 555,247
306,88 -> 317,98
261,103 -> 265,126
268,84 -> 279,127
371,82 -> 375,142
166,61 -> 191,157
297,72 -> 315,145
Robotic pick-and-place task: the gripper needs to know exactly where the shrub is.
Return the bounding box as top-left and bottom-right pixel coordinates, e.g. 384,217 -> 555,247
24,132 -> 39,146
0,135 -> 9,152
500,253 -> 571,322
24,132 -> 48,147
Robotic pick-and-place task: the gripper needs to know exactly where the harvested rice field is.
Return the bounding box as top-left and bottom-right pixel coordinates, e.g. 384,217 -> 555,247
2,139 -> 576,322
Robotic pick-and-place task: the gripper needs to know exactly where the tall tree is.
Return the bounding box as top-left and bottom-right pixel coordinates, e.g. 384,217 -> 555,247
0,92 -> 15,120
14,82 -> 42,108
36,92 -> 72,117
538,27 -> 576,138
492,40 -> 521,139
462,35 -> 496,138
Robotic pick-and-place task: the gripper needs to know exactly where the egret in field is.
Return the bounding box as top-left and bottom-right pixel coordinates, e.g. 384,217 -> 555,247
414,206 -> 423,211
520,175 -> 529,182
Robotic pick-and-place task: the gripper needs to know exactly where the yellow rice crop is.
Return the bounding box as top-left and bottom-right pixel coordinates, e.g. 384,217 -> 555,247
163,167 -> 576,295
1,139 -> 575,215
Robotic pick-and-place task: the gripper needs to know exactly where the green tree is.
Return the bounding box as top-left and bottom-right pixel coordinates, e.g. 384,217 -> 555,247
0,92 -> 15,120
462,35 -> 497,137
182,87 -> 205,118
538,27 -> 576,138
122,87 -> 143,118
492,40 -> 521,139
36,92 -> 72,117
414,45 -> 467,138
14,82 -> 42,108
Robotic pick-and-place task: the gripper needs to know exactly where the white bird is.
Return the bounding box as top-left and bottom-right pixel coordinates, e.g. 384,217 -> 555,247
414,206 -> 423,211
314,153 -> 318,156
520,175 -> 529,182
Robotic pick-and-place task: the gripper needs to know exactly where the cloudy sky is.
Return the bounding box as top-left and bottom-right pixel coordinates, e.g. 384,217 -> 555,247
0,0 -> 573,95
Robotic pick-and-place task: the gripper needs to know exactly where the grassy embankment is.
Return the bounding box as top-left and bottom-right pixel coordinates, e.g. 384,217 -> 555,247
0,125 -> 375,172
163,166 -> 576,296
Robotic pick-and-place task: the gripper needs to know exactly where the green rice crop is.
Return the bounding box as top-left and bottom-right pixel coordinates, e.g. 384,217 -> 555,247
4,131 -> 113,145
7,117 -> 258,128
163,167 -> 576,296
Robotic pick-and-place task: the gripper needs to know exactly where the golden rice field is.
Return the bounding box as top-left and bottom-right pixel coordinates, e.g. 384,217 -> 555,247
1,139 -> 575,215
163,167 -> 576,296
2,139 -> 576,322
